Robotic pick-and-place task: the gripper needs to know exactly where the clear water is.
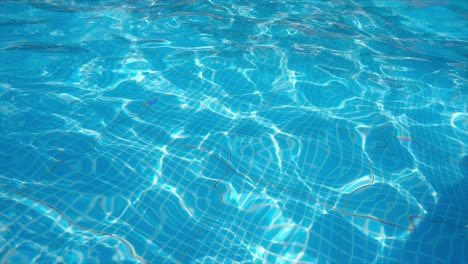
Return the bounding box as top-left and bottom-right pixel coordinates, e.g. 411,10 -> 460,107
0,1 -> 467,263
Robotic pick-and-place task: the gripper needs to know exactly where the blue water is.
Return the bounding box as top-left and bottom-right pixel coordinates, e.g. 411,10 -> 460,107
0,1 -> 467,263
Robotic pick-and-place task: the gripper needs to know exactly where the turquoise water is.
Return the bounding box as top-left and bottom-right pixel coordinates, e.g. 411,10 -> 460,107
0,0 -> 467,263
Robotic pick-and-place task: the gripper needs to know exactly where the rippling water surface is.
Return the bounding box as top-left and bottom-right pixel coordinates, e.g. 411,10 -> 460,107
0,0 -> 467,263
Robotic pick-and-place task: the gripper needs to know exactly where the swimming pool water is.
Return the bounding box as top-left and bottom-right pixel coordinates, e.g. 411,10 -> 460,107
0,0 -> 467,263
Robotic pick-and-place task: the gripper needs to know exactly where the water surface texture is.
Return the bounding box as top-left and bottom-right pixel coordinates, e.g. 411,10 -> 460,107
1,0 -> 467,263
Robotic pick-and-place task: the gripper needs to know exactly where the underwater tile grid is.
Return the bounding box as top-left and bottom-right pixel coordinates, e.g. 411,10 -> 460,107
0,0 -> 467,263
